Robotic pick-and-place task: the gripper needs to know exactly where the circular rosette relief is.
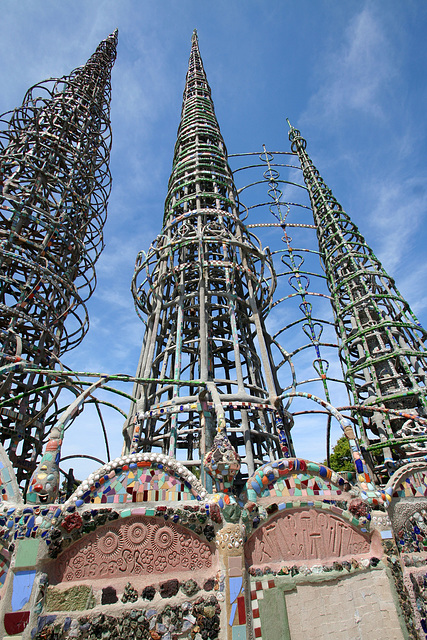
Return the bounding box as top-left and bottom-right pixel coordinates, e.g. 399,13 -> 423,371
150,523 -> 179,554
123,521 -> 149,549
96,528 -> 123,559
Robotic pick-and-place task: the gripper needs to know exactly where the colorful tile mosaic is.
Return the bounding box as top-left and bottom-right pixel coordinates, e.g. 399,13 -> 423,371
260,473 -> 343,499
0,503 -> 60,544
0,547 -> 11,590
65,453 -> 208,507
228,555 -> 246,634
397,509 -> 427,553
246,458 -> 346,502
78,464 -> 199,505
392,470 -> 427,499
205,431 -> 241,493
31,595 -> 222,640
0,497 -> 219,559
250,578 -> 276,639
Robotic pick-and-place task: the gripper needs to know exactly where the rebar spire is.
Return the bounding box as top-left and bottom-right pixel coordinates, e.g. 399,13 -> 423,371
288,122 -> 427,477
0,31 -> 117,488
124,33 -> 294,490
163,24 -> 235,227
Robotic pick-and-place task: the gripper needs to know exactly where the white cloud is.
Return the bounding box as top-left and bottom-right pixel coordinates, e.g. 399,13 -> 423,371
367,175 -> 427,273
303,5 -> 396,124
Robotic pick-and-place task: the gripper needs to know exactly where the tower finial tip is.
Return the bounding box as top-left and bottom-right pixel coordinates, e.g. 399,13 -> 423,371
106,29 -> 118,46
192,28 -> 198,43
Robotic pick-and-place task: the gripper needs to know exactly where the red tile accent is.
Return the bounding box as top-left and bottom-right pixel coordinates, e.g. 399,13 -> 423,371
255,580 -> 262,590
4,611 -> 30,635
268,579 -> 275,588
255,627 -> 262,638
251,590 -> 257,600
252,608 -> 260,618
237,595 -> 246,624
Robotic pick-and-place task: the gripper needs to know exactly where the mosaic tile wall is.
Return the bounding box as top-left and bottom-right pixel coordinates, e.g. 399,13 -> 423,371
79,463 -> 199,505
227,555 -> 246,640
392,471 -> 427,499
246,459 -> 347,503
260,473 -> 343,499
397,509 -> 427,554
0,548 -> 10,591
0,452 -> 419,640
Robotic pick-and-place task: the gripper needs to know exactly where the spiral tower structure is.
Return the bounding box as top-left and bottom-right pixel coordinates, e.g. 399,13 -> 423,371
288,122 -> 427,478
124,30 -> 294,487
0,31 -> 117,485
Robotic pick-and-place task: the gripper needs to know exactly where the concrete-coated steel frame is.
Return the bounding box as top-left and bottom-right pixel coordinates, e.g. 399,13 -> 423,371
1,27 -> 426,496
123,31 -> 294,488
0,31 -> 117,486
288,123 -> 427,479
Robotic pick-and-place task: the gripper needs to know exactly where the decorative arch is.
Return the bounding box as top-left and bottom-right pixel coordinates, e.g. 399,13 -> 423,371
385,461 -> 427,499
246,458 -> 349,502
245,504 -> 375,569
65,452 -> 207,507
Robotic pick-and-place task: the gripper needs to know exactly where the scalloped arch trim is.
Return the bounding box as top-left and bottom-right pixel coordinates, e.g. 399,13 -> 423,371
65,452 -> 207,507
385,461 -> 427,499
246,458 -> 348,502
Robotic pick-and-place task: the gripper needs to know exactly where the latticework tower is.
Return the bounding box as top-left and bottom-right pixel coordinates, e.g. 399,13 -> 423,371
230,148 -> 348,466
0,30 -> 425,640
123,30 -> 294,488
0,31 -> 117,485
288,122 -> 427,478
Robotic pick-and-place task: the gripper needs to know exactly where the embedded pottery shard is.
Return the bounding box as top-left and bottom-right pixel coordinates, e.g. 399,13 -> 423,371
204,431 -> 241,487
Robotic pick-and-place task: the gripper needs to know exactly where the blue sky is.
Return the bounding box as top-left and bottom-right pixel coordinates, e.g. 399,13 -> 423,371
1,1 -> 426,480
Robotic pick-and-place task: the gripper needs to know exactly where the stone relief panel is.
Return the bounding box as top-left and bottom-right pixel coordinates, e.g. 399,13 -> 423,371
245,509 -> 370,567
50,516 -> 214,583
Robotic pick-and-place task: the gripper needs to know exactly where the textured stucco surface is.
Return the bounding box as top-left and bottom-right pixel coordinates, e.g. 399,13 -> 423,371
45,585 -> 95,612
284,570 -> 404,640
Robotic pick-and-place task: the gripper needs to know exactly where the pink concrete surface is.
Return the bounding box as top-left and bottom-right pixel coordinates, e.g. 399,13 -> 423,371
245,509 -> 372,567
49,516 -> 214,583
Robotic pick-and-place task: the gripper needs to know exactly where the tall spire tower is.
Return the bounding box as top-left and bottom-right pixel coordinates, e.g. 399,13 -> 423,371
124,30 -> 293,486
0,31 -> 117,485
1,31 -> 425,640
288,122 -> 427,477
